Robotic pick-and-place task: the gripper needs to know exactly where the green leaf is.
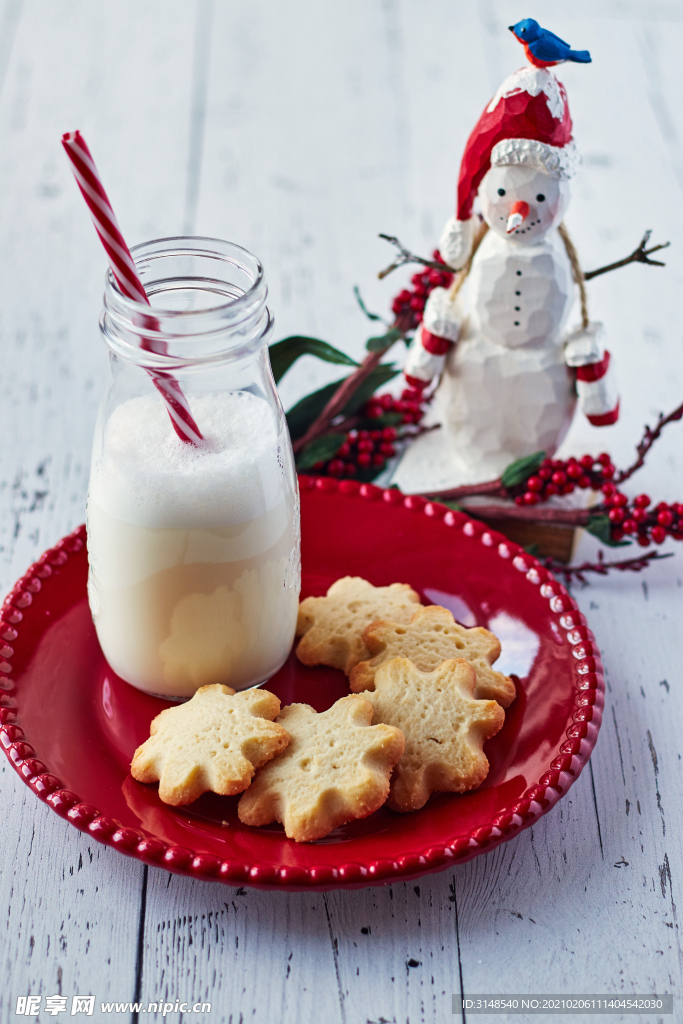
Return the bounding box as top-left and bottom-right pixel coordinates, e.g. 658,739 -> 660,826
501,451 -> 546,489
285,364 -> 400,440
354,411 -> 403,430
342,364 -> 400,416
353,285 -> 385,322
366,327 -> 403,353
296,433 -> 345,470
286,378 -> 345,440
268,336 -> 358,385
586,514 -> 631,547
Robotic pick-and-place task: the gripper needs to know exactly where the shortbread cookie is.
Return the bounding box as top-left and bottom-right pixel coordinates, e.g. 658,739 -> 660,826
296,576 -> 421,674
131,684 -> 290,806
363,658 -> 505,813
350,605 -> 515,708
238,695 -> 405,841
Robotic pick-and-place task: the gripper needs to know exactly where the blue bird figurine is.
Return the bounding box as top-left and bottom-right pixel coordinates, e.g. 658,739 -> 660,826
509,18 -> 591,67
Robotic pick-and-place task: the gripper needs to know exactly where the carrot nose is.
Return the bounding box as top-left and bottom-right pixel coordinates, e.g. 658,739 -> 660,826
506,200 -> 530,234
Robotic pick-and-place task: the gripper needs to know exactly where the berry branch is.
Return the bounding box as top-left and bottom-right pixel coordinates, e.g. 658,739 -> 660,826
542,549 -> 672,583
583,230 -> 669,281
614,399 -> 683,484
292,348 -> 388,456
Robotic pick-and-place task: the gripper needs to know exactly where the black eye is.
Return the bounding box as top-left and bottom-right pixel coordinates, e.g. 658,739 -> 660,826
497,188 -> 506,197
536,193 -> 546,202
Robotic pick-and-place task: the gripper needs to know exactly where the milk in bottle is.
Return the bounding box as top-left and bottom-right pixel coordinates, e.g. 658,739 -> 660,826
87,238 -> 300,698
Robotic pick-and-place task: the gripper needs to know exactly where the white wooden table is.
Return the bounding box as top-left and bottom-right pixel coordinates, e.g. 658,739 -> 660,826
1,3 -> 681,1022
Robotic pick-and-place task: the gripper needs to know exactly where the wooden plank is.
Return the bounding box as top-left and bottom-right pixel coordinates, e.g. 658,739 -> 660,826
139,872 -> 343,1024
0,0 -> 201,1015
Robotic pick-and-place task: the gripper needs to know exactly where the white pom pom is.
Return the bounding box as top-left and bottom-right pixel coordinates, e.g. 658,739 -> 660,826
423,287 -> 463,342
564,322 -> 605,366
404,330 -> 447,384
439,215 -> 477,271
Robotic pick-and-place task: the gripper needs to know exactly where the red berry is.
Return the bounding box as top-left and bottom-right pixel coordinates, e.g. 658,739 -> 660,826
523,491 -> 539,505
515,495 -> 524,505
598,452 -> 611,465
601,464 -> 615,478
366,404 -> 382,419
545,483 -> 559,496
409,297 -> 424,311
658,509 -> 674,527
566,463 -> 582,479
655,501 -> 670,513
551,470 -> 567,486
379,442 -> 396,456
541,458 -> 552,468
338,442 -> 351,458
622,518 -> 637,534
578,475 -> 591,489
312,461 -> 324,470
602,482 -> 617,497
428,269 -> 442,285
538,467 -> 552,480
344,462 -> 357,476
382,427 -> 397,441
370,430 -> 382,440
611,528 -> 624,541
526,476 -> 543,492
357,452 -> 371,467
328,459 -> 344,477
634,493 -> 650,508
608,508 -> 625,524
411,272 -> 424,286
357,439 -> 374,453
561,483 -> 575,495
632,508 -> 647,523
580,455 -> 594,469
637,533 -> 651,547
651,525 -> 667,544
610,492 -> 628,507
380,394 -> 393,409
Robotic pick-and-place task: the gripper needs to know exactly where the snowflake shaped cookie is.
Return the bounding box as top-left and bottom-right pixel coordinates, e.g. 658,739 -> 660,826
350,604 -> 516,707
130,684 -> 290,806
296,576 -> 422,675
238,695 -> 405,841
363,658 -> 505,813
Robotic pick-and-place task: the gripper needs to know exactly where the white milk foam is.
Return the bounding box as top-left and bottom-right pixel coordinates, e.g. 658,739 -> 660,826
87,392 -> 300,698
89,391 -> 283,529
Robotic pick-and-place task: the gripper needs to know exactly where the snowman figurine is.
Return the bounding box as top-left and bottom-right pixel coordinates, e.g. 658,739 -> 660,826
393,61 -> 618,495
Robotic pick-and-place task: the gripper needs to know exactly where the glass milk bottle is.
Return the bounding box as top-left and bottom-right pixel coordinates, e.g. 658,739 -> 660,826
87,237 -> 300,699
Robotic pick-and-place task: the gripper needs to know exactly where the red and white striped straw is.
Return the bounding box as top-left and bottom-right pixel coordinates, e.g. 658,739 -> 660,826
61,130 -> 203,446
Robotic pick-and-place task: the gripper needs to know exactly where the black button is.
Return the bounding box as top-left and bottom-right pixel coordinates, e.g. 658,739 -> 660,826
516,270 -> 522,276
515,306 -> 520,311
515,290 -> 521,295
514,321 -> 520,326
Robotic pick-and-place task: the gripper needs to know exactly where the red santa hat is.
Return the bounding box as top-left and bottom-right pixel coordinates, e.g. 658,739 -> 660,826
440,67 -> 579,268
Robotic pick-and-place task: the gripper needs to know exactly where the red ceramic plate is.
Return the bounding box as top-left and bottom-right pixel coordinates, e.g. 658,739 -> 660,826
0,476 -> 604,891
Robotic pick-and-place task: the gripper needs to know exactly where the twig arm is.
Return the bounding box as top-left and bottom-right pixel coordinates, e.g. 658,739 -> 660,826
377,234 -> 449,280
583,230 -> 670,281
